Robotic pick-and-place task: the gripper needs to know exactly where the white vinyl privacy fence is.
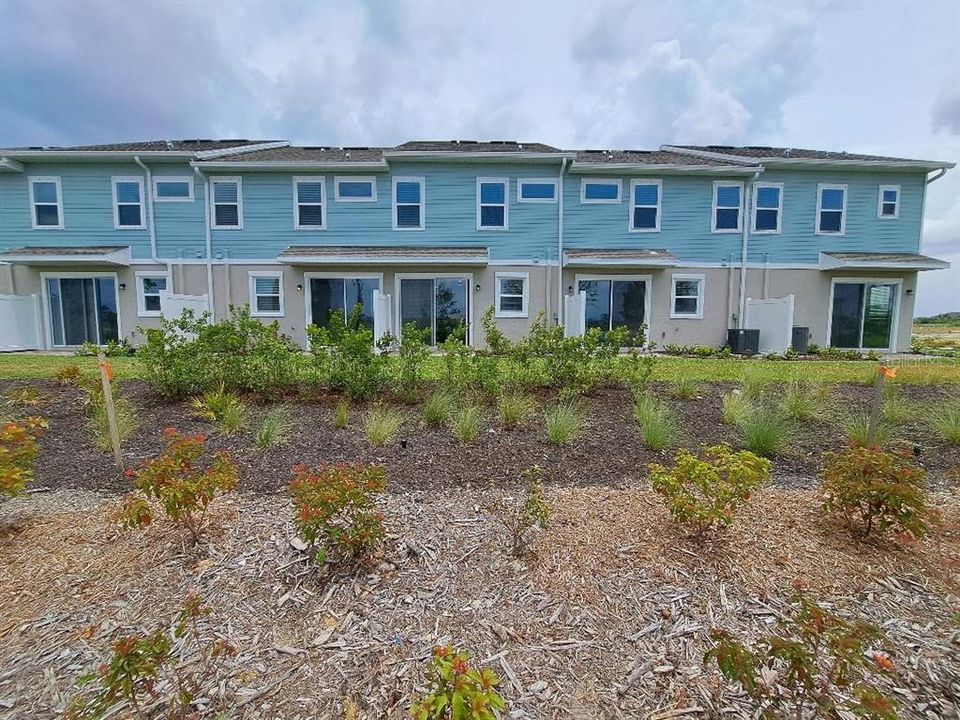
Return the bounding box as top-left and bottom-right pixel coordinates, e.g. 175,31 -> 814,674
745,294 -> 795,354
0,294 -> 43,351
564,291 -> 586,337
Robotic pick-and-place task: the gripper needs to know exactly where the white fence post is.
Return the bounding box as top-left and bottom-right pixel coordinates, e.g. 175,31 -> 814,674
564,291 -> 586,338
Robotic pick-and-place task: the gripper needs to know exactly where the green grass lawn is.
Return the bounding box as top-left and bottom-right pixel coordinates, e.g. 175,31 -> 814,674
1,352 -> 958,385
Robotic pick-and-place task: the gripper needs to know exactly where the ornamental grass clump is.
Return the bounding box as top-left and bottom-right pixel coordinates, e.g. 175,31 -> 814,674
191,384 -> 246,435
255,407 -> 289,449
844,412 -> 891,449
649,444 -> 770,537
289,462 -> 387,566
333,399 -> 350,429
0,416 -> 48,497
410,645 -> 507,720
451,405 -> 483,443
118,429 -> 238,542
740,405 -> 788,457
670,374 -> 700,400
721,392 -> 752,426
932,398 -> 960,444
544,401 -> 583,445
821,445 -> 929,539
779,381 -> 827,423
632,392 -> 678,451
422,392 -> 454,427
365,405 -> 403,446
497,391 -> 536,429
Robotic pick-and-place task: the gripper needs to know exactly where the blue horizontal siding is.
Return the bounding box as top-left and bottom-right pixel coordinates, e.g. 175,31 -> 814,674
151,167 -> 207,259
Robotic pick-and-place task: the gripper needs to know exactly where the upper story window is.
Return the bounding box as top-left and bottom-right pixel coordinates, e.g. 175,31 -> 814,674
211,177 -> 242,229
878,185 -> 900,219
629,179 -> 661,232
136,273 -> 168,317
581,178 -> 620,204
334,176 -> 376,202
112,177 -> 145,229
393,177 -> 425,230
495,271 -> 529,318
712,181 -> 743,232
248,271 -> 284,317
477,178 -> 509,230
752,182 -> 783,234
153,177 -> 194,202
517,179 -> 557,203
29,176 -> 63,229
294,176 -> 326,229
817,183 -> 847,235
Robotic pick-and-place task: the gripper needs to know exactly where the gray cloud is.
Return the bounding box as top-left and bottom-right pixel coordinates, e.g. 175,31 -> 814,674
931,74 -> 960,136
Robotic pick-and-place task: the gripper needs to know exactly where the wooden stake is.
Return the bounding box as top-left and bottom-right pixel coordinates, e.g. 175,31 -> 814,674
97,349 -> 123,467
866,370 -> 885,448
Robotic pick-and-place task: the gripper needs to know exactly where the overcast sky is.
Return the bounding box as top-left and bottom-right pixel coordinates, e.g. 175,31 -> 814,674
1,0 -> 957,314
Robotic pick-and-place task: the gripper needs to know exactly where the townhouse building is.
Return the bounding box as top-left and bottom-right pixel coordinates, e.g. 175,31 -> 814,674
0,139 -> 952,353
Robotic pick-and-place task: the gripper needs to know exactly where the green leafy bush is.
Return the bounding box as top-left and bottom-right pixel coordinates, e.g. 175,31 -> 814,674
821,446 -> 929,539
489,466 -> 549,556
451,405 -> 483,443
423,392 -> 455,427
255,407 -> 289,449
497,392 -> 536,429
394,322 -> 432,402
649,444 -> 770,536
706,593 -> 896,720
119,429 -> 238,542
365,405 -> 403,446
740,405 -> 788,457
74,338 -> 134,358
441,325 -> 499,399
289,462 -> 387,566
309,304 -> 390,399
633,392 -> 678,450
544,401 -> 583,445
932,398 -> 960,443
0,416 -> 48,497
410,645 -> 506,720
480,305 -> 513,355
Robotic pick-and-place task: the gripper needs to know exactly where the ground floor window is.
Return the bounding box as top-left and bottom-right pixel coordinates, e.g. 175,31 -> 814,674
495,272 -> 528,318
45,276 -> 119,346
136,274 -> 168,317
577,277 -> 647,334
307,276 -> 380,330
248,272 -> 284,317
399,276 -> 469,345
670,274 -> 704,319
829,281 -> 899,350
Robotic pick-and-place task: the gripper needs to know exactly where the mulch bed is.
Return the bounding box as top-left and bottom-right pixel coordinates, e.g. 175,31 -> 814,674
1,379 -> 958,495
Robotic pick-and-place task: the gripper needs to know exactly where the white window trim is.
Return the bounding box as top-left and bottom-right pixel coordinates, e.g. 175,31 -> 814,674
210,177 -> 243,230
573,273 -> 653,340
825,277 -> 902,353
517,178 -> 558,204
494,271 -> 529,318
111,176 -> 146,230
293,176 -> 327,230
877,184 -> 900,219
394,272 -> 474,346
135,271 -> 171,318
28,176 -> 64,229
580,177 -> 621,204
303,271 -> 384,328
711,180 -> 744,234
477,177 -> 509,230
248,270 -> 284,317
393,176 -> 425,230
628,178 -> 662,233
152,176 -> 194,202
334,176 -> 377,203
39,271 -> 121,349
815,182 -> 847,236
751,182 -> 783,234
670,273 -> 705,320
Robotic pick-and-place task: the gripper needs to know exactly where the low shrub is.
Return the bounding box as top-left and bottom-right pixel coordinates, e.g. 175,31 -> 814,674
394,322 -> 432,403
4,386 -> 46,407
191,384 -> 246,435
0,416 -> 48,497
721,392 -> 752,426
119,429 -> 238,542
740,405 -> 788,457
544,401 -> 583,445
422,392 -> 454,427
255,407 -> 289,449
706,592 -> 896,720
410,645 -> 506,720
55,364 -> 83,386
441,325 -> 499,399
633,392 -> 678,450
66,592 -> 235,720
365,405 -> 403,446
670,375 -> 700,400
844,412 -> 891,448
489,466 -> 549,556
289,462 -> 387,566
649,444 -> 770,536
932,398 -> 960,444
497,392 -> 536,429
74,339 -> 134,358
451,405 -> 483,443
821,445 -> 929,539
333,399 -> 350,429
779,381 -> 826,423
309,305 -> 390,400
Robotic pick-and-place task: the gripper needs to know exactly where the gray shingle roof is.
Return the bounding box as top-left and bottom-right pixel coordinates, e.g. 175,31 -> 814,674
2,139 -> 279,153
820,251 -> 950,269
393,140 -> 563,153
0,245 -> 129,256
205,146 -> 387,163
278,245 -> 489,263
574,149 -> 740,166
564,248 -> 678,265
675,145 -> 927,163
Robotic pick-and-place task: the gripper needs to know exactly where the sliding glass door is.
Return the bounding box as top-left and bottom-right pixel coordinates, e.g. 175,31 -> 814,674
307,276 -> 379,330
45,276 -> 119,346
399,276 -> 469,345
829,281 -> 898,350
577,278 -> 647,334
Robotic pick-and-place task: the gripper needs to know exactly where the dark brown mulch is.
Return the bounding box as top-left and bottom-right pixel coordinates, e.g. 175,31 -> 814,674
2,379 -> 958,496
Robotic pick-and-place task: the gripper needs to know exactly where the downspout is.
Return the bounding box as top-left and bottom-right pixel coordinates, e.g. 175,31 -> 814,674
557,157 -> 568,326
919,168 -> 947,253
737,170 -> 761,328
134,156 -> 175,300
192,165 -> 215,318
